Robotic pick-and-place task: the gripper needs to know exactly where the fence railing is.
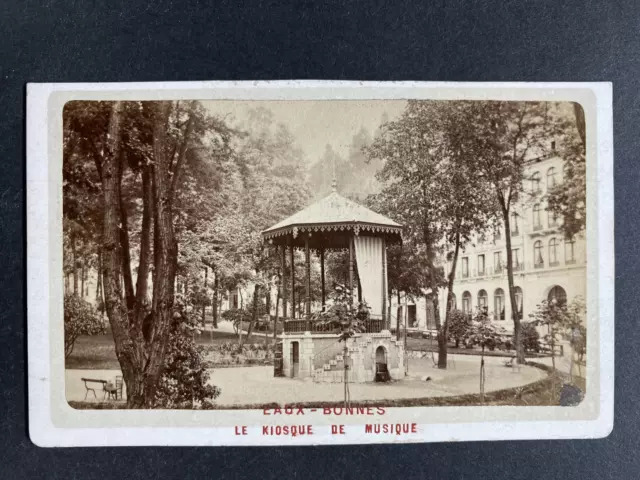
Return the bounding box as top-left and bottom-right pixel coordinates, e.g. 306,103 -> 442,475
282,314 -> 388,335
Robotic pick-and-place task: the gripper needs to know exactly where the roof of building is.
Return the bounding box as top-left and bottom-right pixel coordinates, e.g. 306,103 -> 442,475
262,187 -> 403,249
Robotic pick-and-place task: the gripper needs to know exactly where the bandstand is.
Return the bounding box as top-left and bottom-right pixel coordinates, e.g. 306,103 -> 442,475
262,182 -> 405,383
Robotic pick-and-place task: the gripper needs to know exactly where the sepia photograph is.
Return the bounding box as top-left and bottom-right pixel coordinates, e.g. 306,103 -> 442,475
27,81 -> 612,446
62,97 -> 587,409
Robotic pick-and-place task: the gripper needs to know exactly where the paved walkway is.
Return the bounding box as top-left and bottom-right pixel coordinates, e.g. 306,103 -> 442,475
65,354 -> 546,406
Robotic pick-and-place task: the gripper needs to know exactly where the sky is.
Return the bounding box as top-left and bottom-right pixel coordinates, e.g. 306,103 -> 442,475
205,100 -> 407,163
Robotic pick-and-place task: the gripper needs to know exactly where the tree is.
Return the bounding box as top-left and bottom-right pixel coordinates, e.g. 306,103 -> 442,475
467,308 -> 506,402
64,100 -> 233,407
529,296 -> 586,391
453,101 -> 562,363
364,100 -> 494,368
546,103 -> 587,239
64,294 -> 104,358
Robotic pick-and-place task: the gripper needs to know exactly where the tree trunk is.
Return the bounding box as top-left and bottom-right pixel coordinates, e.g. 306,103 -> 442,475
101,101 -> 146,408
80,258 -> 86,298
503,208 -> 524,363
95,248 -> 102,303
273,284 -> 280,342
243,283 -> 260,345
212,273 -> 219,329
134,167 -> 153,320
72,231 -> 78,295
141,101 -> 180,406
396,291 -> 401,340
424,225 -> 444,368
442,228 -> 462,368
202,267 -> 208,326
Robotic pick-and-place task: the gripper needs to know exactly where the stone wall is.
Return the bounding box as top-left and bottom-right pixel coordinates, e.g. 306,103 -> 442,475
281,331 -> 405,383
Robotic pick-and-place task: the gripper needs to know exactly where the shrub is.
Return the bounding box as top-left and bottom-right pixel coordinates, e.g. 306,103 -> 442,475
64,294 -> 104,358
521,322 -> 540,352
448,309 -> 472,348
154,303 -> 221,409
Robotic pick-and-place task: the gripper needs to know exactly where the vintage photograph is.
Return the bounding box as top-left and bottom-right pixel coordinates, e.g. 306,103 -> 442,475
62,96 -> 588,411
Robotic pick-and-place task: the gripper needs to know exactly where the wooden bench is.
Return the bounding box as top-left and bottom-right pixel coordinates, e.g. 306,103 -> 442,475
81,377 -> 123,400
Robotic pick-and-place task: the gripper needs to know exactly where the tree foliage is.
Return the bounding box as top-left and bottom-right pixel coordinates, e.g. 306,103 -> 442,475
447,309 -> 472,348
64,294 -> 104,358
546,103 -> 587,239
154,296 -> 221,408
311,284 -> 369,341
364,100 -> 496,368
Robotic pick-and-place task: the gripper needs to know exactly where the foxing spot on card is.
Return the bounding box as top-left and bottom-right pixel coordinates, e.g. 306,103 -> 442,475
27,81 -> 613,446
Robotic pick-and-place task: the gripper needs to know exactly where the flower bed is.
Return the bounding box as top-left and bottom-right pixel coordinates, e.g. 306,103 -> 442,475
203,342 -> 275,367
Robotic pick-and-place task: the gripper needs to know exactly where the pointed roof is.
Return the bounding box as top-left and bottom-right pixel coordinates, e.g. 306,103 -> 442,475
262,191 -> 402,249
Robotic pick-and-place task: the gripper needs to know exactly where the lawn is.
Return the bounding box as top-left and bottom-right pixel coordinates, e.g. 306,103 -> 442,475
66,328 -> 263,370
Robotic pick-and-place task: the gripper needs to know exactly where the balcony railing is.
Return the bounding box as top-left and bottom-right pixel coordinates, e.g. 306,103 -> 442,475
282,315 -> 387,335
456,257 -> 582,280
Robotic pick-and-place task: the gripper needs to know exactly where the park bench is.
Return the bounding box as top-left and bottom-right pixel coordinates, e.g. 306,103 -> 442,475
81,376 -> 123,400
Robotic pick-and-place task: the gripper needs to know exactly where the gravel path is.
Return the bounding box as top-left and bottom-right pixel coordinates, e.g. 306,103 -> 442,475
65,354 -> 546,406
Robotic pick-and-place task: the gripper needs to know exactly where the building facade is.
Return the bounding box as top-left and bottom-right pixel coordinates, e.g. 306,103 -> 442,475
449,151 -> 586,332
388,150 -> 586,333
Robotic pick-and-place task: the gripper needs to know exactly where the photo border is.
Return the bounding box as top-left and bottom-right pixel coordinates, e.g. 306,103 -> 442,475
27,81 -> 614,447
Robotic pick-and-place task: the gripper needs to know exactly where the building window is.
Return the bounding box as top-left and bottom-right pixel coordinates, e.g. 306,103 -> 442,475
512,248 -> 522,271
565,237 -> 576,263
531,171 -> 542,193
448,293 -> 457,311
493,227 -> 501,242
549,238 -> 559,266
462,291 -> 472,314
511,213 -> 519,235
477,289 -> 488,312
478,254 -> 485,276
514,286 -> 523,319
533,204 -> 542,230
534,240 -> 544,267
494,288 -> 505,320
493,251 -> 503,274
547,167 -> 557,188
548,286 -> 567,306
548,208 -> 559,227
461,257 -> 469,278
425,294 -> 436,330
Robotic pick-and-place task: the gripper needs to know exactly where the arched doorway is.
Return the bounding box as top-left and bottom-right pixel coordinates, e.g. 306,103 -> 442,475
513,286 -> 523,319
375,346 -> 390,382
290,341 -> 299,378
494,288 -> 505,320
462,291 -> 472,314
548,286 -> 567,306
448,293 -> 457,311
478,289 -> 488,313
